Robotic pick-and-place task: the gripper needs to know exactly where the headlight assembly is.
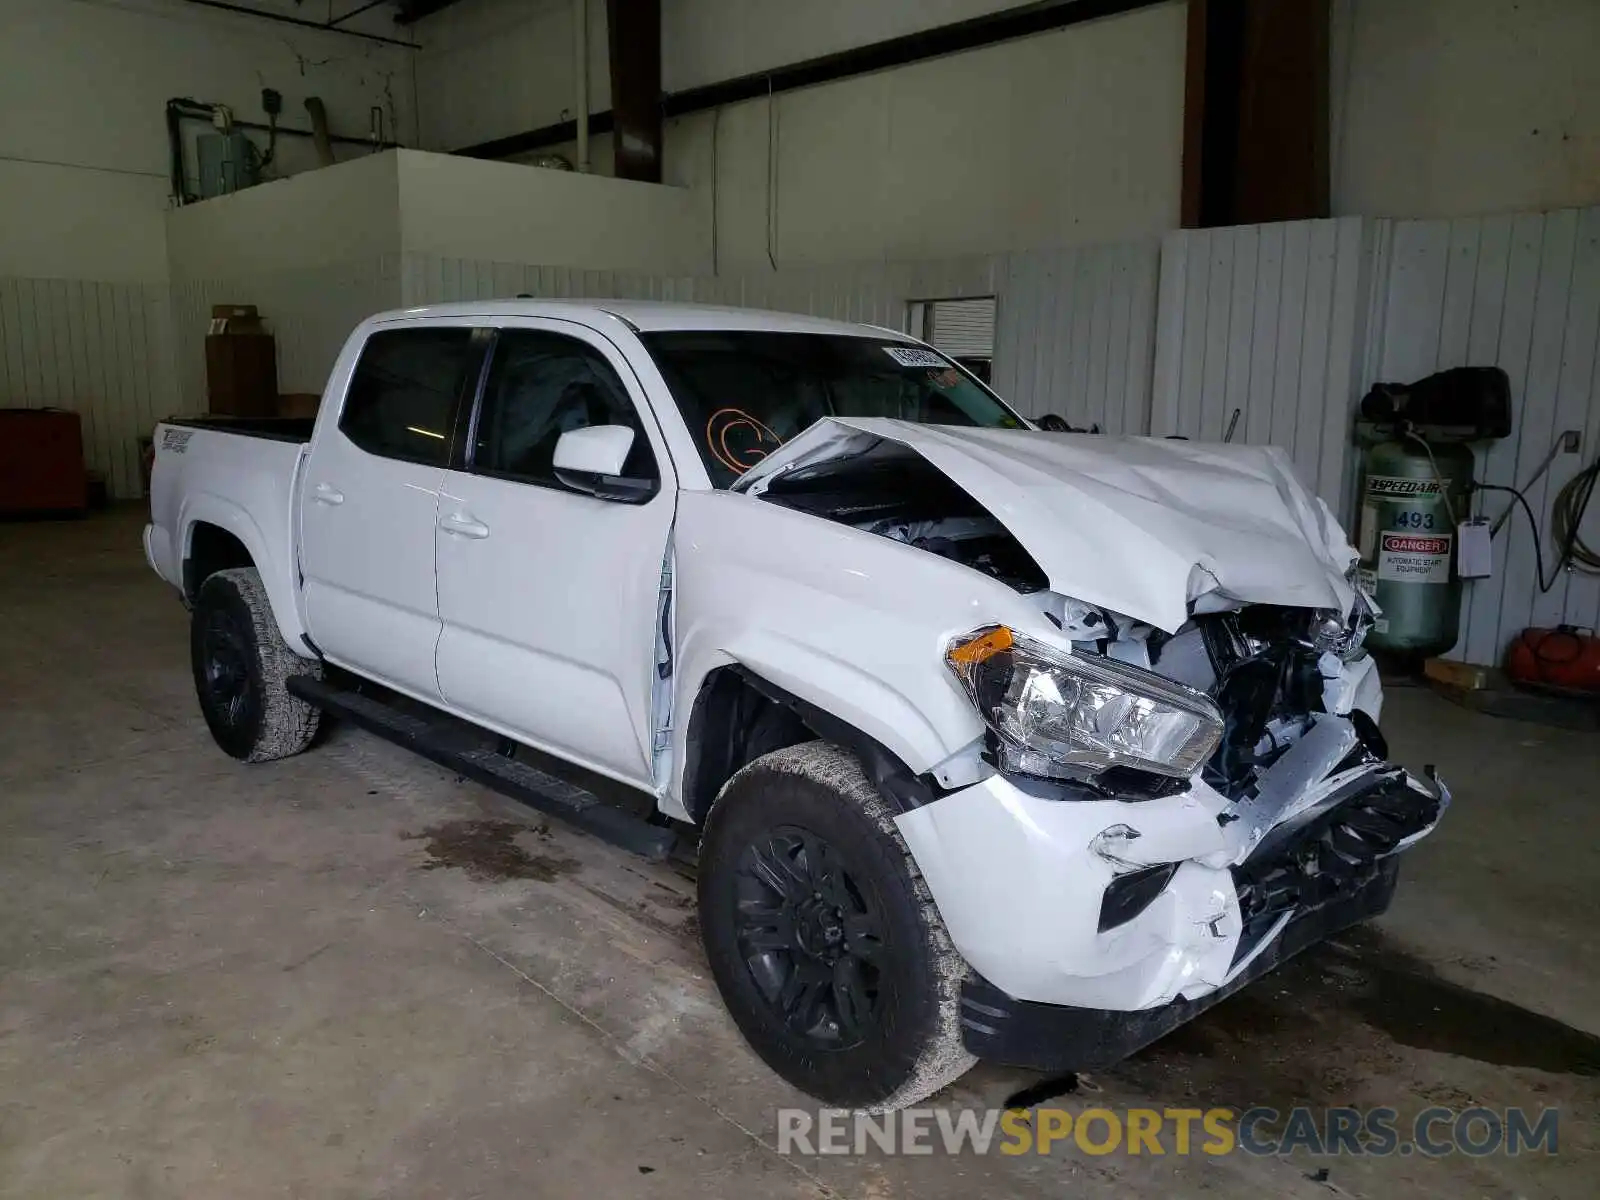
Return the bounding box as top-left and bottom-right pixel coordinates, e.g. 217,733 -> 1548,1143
946,626 -> 1224,783
1325,570 -> 1379,662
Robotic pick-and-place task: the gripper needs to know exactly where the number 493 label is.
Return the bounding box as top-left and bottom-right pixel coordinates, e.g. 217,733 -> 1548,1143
1391,509 -> 1441,531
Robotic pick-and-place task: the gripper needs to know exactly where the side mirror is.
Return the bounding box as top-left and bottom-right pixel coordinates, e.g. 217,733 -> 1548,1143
552,425 -> 654,503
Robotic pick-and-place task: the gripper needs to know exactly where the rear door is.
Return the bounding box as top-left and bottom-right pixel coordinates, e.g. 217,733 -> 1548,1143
434,321 -> 676,786
300,323 -> 488,701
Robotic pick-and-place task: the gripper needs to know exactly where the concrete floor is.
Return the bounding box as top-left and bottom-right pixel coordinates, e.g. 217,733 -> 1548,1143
1,508 -> 1596,1199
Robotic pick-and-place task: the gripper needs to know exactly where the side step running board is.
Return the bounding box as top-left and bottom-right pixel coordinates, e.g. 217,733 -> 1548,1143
287,675 -> 676,861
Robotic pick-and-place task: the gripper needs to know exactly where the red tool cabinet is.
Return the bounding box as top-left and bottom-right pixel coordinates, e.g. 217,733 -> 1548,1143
0,408 -> 88,515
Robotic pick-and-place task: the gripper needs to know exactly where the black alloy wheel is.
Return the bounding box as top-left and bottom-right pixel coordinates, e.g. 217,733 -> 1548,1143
189,568 -> 321,762
698,742 -> 974,1108
733,826 -> 885,1047
198,600 -> 260,738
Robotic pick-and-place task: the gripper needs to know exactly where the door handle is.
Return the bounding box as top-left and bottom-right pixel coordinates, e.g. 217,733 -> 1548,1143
312,482 -> 345,505
439,511 -> 490,540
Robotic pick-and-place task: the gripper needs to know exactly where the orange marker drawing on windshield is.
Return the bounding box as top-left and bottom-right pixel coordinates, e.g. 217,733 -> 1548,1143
706,408 -> 785,475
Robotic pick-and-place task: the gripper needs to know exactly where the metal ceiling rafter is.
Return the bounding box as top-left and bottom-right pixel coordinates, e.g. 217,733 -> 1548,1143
327,0 -> 389,27
175,0 -> 421,49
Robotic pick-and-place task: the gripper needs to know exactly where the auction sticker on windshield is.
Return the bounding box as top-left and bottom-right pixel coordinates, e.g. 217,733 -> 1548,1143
1378,532 -> 1452,584
883,346 -> 952,369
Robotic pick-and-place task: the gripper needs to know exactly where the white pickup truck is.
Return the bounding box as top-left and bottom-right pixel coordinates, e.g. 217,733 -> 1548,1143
146,300 -> 1447,1108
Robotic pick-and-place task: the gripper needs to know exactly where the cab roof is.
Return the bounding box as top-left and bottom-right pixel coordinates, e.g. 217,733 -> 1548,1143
379,298 -> 911,339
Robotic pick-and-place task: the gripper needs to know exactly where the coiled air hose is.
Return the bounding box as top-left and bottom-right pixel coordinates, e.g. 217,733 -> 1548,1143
1476,455 -> 1600,592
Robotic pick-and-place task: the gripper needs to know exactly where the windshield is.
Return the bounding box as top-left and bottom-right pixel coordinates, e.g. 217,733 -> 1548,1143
641,330 -> 1027,486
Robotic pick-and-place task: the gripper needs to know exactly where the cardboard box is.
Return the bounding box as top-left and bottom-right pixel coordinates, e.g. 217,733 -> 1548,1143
1424,657 -> 1491,692
209,304 -> 265,335
276,392 -> 321,419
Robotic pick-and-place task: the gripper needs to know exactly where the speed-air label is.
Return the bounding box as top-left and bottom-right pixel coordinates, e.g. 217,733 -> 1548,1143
1365,475 -> 1452,501
1378,532 -> 1452,584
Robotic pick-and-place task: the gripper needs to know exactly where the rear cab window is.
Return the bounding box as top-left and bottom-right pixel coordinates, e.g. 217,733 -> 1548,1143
340,327 -> 481,466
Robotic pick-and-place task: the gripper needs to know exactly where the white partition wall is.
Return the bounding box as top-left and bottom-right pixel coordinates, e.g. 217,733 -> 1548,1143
162,150 -> 713,414
164,153 -> 406,413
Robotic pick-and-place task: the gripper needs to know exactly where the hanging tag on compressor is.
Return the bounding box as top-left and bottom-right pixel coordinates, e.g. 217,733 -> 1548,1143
1458,518 -> 1493,579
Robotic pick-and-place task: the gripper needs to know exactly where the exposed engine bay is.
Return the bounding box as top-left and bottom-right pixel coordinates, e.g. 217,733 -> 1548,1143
756,440 -> 1398,807
757,448 -> 1049,593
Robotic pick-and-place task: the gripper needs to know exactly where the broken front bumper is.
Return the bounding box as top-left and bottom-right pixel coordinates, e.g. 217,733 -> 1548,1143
893,734 -> 1448,1068
959,858 -> 1402,1072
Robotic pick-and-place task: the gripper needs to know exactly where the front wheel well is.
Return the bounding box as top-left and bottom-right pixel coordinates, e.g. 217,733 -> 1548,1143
184,522 -> 254,602
681,665 -> 940,825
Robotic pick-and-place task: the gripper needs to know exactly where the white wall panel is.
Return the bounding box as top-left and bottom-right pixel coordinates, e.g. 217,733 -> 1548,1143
1375,206 -> 1600,664
1332,0 -> 1600,221
1152,218 -> 1373,511
991,242 -> 1160,429
0,276 -> 175,499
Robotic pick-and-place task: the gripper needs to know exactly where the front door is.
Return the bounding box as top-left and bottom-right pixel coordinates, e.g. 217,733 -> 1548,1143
300,323 -> 486,701
434,322 -> 675,786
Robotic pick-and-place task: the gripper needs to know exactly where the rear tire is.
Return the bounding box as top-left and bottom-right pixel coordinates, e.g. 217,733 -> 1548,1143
190,567 -> 321,762
697,742 -> 974,1109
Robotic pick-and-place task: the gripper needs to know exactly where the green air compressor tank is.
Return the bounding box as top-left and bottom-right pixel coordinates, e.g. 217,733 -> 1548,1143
1356,438 -> 1475,659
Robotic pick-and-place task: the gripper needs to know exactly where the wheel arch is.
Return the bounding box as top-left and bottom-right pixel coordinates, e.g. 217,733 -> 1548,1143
179,494 -> 311,656
679,664 -> 942,826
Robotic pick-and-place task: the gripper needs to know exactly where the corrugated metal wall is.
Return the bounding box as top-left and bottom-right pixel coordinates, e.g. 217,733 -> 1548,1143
1151,217 -> 1374,510
1150,207 -> 1600,664
991,242 -> 1160,432
399,239 -> 1161,427
1373,206 -> 1600,664
0,276 -> 176,499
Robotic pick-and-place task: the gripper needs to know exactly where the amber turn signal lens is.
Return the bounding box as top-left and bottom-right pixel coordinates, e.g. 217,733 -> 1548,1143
946,625 -> 1014,668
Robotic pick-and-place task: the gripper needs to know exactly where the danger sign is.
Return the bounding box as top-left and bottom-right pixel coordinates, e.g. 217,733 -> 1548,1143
1378,532 -> 1452,584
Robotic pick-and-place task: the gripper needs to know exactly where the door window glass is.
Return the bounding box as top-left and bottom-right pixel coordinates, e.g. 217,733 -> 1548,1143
340,327 -> 477,466
473,330 -> 656,487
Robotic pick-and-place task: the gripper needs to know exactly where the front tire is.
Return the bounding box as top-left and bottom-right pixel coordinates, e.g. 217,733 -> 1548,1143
697,742 -> 974,1109
190,567 -> 321,762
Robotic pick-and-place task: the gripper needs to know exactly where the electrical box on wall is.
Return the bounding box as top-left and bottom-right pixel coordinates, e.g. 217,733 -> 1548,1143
197,133 -> 260,199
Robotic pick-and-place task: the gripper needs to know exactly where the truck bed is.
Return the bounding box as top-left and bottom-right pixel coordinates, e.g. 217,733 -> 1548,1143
164,416 -> 316,443
145,419 -> 311,653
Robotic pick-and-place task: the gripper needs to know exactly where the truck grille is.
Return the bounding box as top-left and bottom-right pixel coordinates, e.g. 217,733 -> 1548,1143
1189,606 -> 1337,797
1229,770 -> 1443,966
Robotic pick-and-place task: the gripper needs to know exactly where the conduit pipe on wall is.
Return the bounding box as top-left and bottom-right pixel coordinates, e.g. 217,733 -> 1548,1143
575,0 -> 591,172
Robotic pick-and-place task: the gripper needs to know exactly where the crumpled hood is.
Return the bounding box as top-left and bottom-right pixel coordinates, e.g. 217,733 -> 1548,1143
736,417 -> 1357,633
